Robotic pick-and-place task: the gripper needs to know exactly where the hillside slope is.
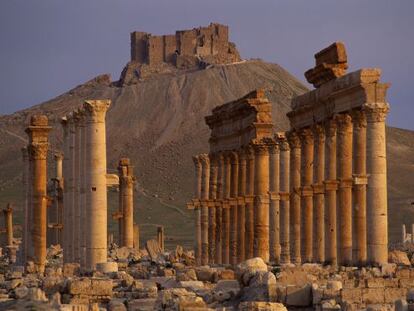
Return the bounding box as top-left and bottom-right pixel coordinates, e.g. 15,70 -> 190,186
0,60 -> 412,247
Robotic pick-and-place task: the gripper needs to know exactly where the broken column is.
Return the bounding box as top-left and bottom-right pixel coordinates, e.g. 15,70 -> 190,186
288,131 -> 301,264
3,204 -> 13,246
118,158 -> 135,248
313,125 -> 325,263
192,155 -> 202,265
199,153 -> 210,265
25,115 -> 51,272
366,102 -> 390,265
157,226 -> 165,252
253,141 -> 270,262
352,111 -> 368,265
84,99 -> 111,270
336,113 -> 353,266
278,134 -> 290,264
133,224 -> 140,249
269,141 -> 280,264
300,128 -> 314,263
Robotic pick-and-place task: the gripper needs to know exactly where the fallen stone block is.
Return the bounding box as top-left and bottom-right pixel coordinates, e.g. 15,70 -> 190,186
285,284 -> 312,307
239,301 -> 288,311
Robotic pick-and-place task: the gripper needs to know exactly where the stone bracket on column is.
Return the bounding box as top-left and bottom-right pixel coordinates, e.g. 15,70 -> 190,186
268,191 -> 280,200
324,180 -> 339,191
237,197 -> 245,205
279,192 -> 290,201
301,186 -> 313,197
244,195 -> 254,204
338,178 -> 353,189
312,183 -> 325,194
353,174 -> 369,185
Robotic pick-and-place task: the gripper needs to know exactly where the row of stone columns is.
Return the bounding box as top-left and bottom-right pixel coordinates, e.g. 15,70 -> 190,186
192,107 -> 388,267
60,100 -> 110,270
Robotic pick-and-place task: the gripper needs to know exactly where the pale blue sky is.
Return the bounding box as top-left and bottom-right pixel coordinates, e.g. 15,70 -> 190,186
1,0 -> 413,129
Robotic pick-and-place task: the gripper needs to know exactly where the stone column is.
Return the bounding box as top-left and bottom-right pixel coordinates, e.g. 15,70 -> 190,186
278,136 -> 290,264
313,125 -> 325,263
288,131 -> 301,264
352,111 -> 368,265
336,113 -> 353,266
25,115 -> 51,273
230,151 -> 239,265
55,152 -> 64,246
199,154 -> 210,265
300,129 -> 314,263
208,154 -> 218,264
79,111 -> 87,268
157,226 -> 165,252
245,146 -> 255,260
133,224 -> 140,249
365,103 -> 389,265
237,150 -> 247,263
253,142 -> 270,262
215,153 -> 224,264
61,117 -> 73,263
84,99 -> 110,270
192,155 -> 202,265
21,147 -> 29,263
73,111 -> 81,263
3,204 -> 13,246
118,158 -> 135,248
324,119 -> 338,265
222,153 -> 231,264
269,142 -> 281,264
402,224 -> 407,243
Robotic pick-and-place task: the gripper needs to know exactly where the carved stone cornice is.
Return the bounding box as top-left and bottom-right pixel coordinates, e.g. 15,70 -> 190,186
364,103 -> 390,123
28,143 -> 49,160
83,99 -> 111,123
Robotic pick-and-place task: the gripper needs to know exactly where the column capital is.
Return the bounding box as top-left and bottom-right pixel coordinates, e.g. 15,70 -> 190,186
364,103 -> 390,123
313,124 -> 326,142
325,119 -> 337,137
192,155 -> 202,168
199,153 -> 210,167
238,149 -> 247,162
83,99 -> 111,123
335,113 -> 353,131
229,151 -> 239,164
208,153 -> 219,166
275,134 -> 290,151
28,143 -> 49,160
54,152 -> 64,161
252,142 -> 269,156
299,128 -> 314,146
351,110 -> 367,129
244,145 -> 255,160
268,141 -> 280,154
287,131 -> 301,149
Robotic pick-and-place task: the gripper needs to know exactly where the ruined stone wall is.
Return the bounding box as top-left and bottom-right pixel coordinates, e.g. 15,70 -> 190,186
130,23 -> 240,68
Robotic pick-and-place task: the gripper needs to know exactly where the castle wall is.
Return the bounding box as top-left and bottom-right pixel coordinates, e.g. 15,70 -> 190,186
147,36 -> 164,66
163,35 -> 177,64
130,32 -> 148,63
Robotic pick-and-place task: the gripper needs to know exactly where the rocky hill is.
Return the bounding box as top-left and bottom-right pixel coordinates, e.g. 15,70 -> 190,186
0,60 -> 412,248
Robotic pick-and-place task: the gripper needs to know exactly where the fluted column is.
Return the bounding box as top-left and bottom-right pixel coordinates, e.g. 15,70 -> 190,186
336,113 -> 353,266
118,158 -> 135,248
73,111 -> 81,263
215,153 -> 224,264
300,128 -> 314,263
365,103 -> 389,265
200,154 -> 210,265
253,143 -> 270,262
208,154 -> 218,264
288,131 -> 301,264
237,150 -> 247,263
230,151 -> 239,265
352,111 -> 367,265
84,100 -> 110,270
324,119 -> 338,265
245,146 -> 255,260
278,136 -> 290,264
192,155 -> 202,265
25,115 -> 51,273
269,142 -> 280,264
222,153 -> 231,264
313,125 -> 325,263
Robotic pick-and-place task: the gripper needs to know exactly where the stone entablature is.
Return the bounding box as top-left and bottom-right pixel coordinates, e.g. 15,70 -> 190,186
205,89 -> 273,153
131,23 -> 240,69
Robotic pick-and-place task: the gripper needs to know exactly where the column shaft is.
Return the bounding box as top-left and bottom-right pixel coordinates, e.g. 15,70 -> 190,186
200,154 -> 210,265
208,154 -> 218,264
366,103 -> 389,265
324,119 -> 338,265
245,147 -> 255,260
118,158 -> 135,248
73,112 -> 81,263
215,154 -> 224,264
192,155 -> 202,265
269,143 -> 280,264
352,111 -> 367,265
230,152 -> 239,265
84,100 -> 110,270
288,132 -> 301,264
313,125 -> 325,263
278,137 -> 290,264
237,150 -> 247,263
253,143 -> 270,262
336,113 -> 353,266
222,154 -> 231,264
